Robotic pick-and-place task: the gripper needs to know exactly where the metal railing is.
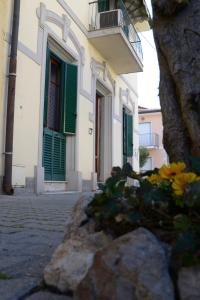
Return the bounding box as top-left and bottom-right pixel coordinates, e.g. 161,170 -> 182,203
139,133 -> 159,148
89,0 -> 143,61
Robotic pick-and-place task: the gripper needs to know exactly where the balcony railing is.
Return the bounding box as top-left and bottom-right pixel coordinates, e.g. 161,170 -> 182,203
89,0 -> 143,61
139,133 -> 159,148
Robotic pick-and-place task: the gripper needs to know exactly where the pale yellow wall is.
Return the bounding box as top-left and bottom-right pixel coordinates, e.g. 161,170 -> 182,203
10,0 -> 140,186
78,95 -> 94,179
139,112 -> 168,169
0,0 -> 12,178
13,51 -> 41,177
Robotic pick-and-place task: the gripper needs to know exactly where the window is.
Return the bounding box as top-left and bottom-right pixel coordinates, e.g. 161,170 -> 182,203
47,58 -> 61,132
44,49 -> 78,135
139,122 -> 151,147
43,47 -> 78,181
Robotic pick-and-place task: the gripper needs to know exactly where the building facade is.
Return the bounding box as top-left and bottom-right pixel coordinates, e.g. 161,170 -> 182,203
139,108 -> 168,171
0,0 -> 13,193
0,0 -> 149,194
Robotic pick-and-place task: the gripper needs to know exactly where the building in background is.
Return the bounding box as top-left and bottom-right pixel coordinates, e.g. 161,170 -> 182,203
0,0 -> 150,194
139,107 -> 168,171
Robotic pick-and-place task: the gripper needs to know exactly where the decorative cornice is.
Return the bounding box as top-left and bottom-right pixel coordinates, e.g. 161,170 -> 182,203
37,3 -> 71,42
120,75 -> 138,98
36,3 -> 85,66
91,58 -> 116,94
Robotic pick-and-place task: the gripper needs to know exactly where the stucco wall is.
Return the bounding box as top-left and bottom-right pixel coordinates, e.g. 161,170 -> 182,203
2,0 -> 140,190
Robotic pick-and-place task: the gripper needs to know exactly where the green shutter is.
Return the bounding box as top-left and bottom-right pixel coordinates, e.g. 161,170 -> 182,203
43,128 -> 53,180
43,128 -> 66,181
127,114 -> 133,157
44,47 -> 50,126
52,132 -> 66,181
63,64 -> 78,134
123,110 -> 128,156
123,111 -> 133,158
98,0 -> 109,12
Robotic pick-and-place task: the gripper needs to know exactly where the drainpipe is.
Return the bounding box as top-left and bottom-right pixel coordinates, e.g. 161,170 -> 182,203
3,0 -> 21,195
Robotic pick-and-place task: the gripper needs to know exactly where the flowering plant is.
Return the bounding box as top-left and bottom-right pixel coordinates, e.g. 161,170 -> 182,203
86,162 -> 200,269
147,162 -> 200,200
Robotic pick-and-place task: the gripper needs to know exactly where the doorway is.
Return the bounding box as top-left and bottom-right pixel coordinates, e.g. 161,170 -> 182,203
95,93 -> 102,181
95,85 -> 112,183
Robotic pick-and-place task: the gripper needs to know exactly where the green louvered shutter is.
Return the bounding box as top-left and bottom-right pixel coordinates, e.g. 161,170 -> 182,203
127,114 -> 133,157
123,111 -> 133,163
98,0 -> 109,12
52,132 -> 66,181
63,64 -> 78,134
123,110 -> 128,156
123,110 -> 128,164
43,128 -> 66,181
43,48 -> 50,126
43,128 -> 53,180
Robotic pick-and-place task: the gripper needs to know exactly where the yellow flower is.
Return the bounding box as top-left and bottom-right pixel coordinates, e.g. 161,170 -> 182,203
159,162 -> 186,180
172,172 -> 200,196
147,174 -> 162,185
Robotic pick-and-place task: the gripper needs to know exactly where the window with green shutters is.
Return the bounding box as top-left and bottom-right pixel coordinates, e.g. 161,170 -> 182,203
123,109 -> 133,163
98,0 -> 109,12
43,47 -> 78,181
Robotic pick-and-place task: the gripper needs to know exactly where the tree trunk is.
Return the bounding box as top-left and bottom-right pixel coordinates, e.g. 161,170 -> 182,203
151,0 -> 200,165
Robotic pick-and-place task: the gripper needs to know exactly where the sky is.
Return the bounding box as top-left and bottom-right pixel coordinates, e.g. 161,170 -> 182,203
137,0 -> 160,109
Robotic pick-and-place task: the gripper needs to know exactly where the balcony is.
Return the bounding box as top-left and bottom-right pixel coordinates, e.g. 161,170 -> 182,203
139,133 -> 159,149
88,0 -> 143,74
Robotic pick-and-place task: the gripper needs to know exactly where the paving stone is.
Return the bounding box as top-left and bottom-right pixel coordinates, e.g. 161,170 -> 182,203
0,278 -> 39,300
0,193 -> 81,299
26,291 -> 72,300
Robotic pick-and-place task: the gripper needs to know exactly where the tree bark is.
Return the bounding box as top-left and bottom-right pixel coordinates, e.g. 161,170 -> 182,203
151,0 -> 200,165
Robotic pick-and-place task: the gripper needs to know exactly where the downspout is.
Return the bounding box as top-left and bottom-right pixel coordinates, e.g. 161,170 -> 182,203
3,0 -> 21,195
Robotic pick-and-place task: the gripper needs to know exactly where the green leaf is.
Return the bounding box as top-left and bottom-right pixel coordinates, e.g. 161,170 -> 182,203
0,273 -> 12,280
172,233 -> 200,267
142,185 -> 169,206
103,199 -> 120,219
122,162 -> 133,177
90,193 -> 107,206
174,215 -> 191,232
184,181 -> 200,207
126,211 -> 143,225
173,233 -> 197,254
111,166 -> 122,180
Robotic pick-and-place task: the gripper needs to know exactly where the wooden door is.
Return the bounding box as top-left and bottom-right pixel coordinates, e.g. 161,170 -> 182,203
95,94 -> 102,181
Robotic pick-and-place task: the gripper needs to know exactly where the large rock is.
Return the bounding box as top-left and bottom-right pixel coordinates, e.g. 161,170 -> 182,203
64,194 -> 95,240
178,267 -> 200,300
44,195 -> 112,293
74,228 -> 175,300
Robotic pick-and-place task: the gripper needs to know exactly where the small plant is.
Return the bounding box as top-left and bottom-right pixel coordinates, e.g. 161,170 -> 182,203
86,162 -> 200,269
139,146 -> 149,168
0,272 -> 12,280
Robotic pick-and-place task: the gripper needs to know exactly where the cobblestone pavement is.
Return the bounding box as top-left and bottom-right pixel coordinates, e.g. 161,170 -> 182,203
0,193 -> 80,300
